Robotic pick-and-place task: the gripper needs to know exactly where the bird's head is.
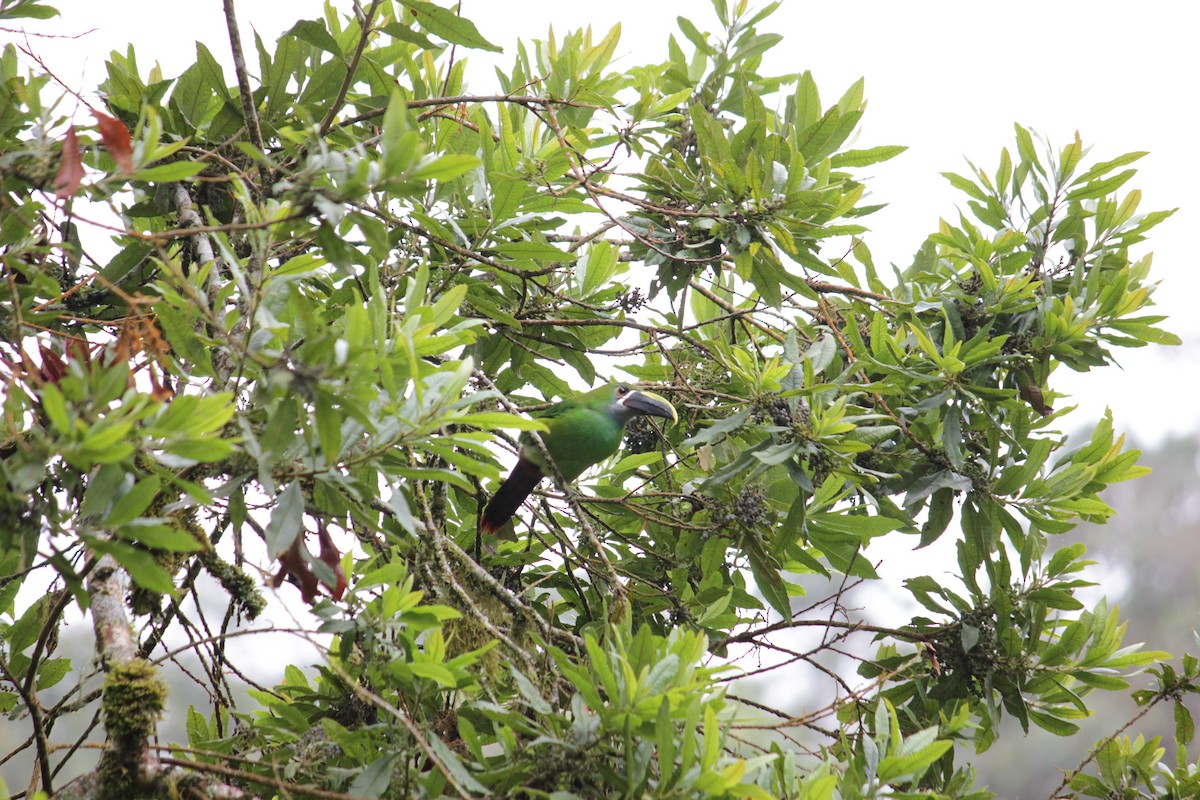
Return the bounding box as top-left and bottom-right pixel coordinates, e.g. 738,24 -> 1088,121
607,383 -> 678,425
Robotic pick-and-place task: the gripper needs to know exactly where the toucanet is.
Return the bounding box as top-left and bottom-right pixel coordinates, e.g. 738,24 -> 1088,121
480,383 -> 677,535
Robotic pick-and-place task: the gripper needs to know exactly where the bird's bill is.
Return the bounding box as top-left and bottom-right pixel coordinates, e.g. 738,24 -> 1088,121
622,389 -> 678,423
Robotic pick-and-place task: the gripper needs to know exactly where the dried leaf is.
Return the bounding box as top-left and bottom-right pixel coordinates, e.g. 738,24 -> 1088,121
148,365 -> 174,402
1018,372 -> 1053,416
53,126 -> 84,199
65,337 -> 93,368
94,111 -> 133,174
272,529 -> 345,603
38,346 -> 66,384
273,537 -> 321,604
113,313 -> 170,365
317,527 -> 347,601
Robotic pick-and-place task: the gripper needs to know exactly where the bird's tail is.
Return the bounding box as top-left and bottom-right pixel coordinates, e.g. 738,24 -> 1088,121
480,458 -> 544,535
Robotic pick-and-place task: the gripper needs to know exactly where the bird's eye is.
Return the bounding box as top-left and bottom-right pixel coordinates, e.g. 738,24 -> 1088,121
616,385 -> 629,395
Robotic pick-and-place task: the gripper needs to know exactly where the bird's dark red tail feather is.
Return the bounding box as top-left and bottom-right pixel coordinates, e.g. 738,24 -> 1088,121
480,457 -> 545,535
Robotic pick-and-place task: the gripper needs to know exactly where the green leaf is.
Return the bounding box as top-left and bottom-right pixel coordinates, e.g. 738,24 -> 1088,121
101,241 -> 154,284
746,542 -> 791,619
877,738 -> 952,782
456,412 -> 547,432
1072,151 -> 1147,186
1177,700 -> 1195,746
612,451 -> 662,473
264,482 -> 304,556
493,240 -> 575,266
1028,588 -> 1084,610
91,540 -> 177,594
684,409 -> 749,447
193,41 -> 230,100
161,438 -> 234,463
286,19 -> 344,57
425,735 -> 490,794
117,522 -> 205,552
918,488 -> 954,547
153,393 -> 236,435
792,71 -> 821,129
410,153 -> 481,182
831,145 -> 907,168
1028,709 -> 1080,737
186,705 -> 212,745
380,21 -> 437,50
509,666 -> 553,714
135,161 -> 205,182
407,662 -> 457,688
103,475 -> 162,527
169,62 -> 216,130
1014,122 -> 1045,175
349,753 -> 400,799
36,657 -> 72,690
656,698 -> 677,786
676,16 -> 715,56
399,1 -> 501,52
1066,169 -> 1136,202
40,383 -> 70,433
382,90 -> 419,179
155,300 -> 213,373
0,0 -> 59,19
427,282 -> 468,328
581,240 -> 618,297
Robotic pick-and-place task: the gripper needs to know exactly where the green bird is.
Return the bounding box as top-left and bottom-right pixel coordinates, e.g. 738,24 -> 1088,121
480,383 -> 678,535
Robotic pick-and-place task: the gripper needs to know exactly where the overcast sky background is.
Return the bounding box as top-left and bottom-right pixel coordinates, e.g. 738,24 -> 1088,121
6,0 -> 1197,778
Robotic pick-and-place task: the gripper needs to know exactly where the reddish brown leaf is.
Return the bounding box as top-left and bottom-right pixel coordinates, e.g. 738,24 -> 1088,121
94,111 -> 133,174
148,365 -> 174,402
1017,374 -> 1053,417
65,337 -> 93,369
272,530 -> 345,604
38,346 -> 66,385
52,125 -> 84,199
317,527 -> 347,601
273,537 -> 320,604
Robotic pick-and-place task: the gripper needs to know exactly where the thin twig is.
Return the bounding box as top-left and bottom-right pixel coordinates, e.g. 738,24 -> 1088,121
159,754 -> 357,800
715,616 -> 927,648
318,0 -> 384,135
0,654 -> 52,795
335,92 -> 602,128
1046,691 -> 1168,800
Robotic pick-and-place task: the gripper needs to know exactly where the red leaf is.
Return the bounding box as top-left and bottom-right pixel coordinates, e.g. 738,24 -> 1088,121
1018,374 -> 1053,417
148,365 -> 174,402
94,111 -> 133,174
272,530 -> 345,603
65,337 -> 93,369
317,527 -> 347,601
273,537 -> 320,604
38,346 -> 67,384
52,126 -> 84,199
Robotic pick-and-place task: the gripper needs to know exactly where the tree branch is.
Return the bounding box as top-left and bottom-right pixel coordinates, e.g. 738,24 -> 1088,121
222,0 -> 264,156
86,554 -> 166,796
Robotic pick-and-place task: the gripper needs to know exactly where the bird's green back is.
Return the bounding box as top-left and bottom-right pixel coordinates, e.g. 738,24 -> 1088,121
521,386 -> 626,481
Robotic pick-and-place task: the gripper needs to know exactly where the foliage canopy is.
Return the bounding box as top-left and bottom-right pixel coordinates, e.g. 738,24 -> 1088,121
0,0 -> 1193,798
